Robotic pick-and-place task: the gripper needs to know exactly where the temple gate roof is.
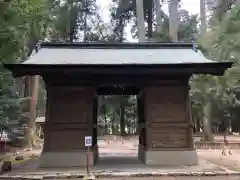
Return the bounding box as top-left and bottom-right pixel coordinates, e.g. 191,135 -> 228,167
4,42 -> 233,77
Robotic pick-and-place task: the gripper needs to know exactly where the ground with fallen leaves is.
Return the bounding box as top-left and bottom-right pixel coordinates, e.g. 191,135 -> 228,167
52,177 -> 240,180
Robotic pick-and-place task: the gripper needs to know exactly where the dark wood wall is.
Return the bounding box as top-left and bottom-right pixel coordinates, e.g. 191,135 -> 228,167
42,87 -> 95,152
41,74 -> 193,155
144,85 -> 194,150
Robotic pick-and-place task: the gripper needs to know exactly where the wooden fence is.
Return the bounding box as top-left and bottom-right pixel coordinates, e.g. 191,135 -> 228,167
98,135 -> 240,150
194,141 -> 240,150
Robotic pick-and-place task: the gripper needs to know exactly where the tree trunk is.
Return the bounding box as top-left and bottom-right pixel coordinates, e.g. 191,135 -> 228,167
111,109 -> 117,134
136,0 -> 145,42
202,102 -> 214,141
223,126 -> 227,143
200,0 -> 207,32
155,0 -> 162,33
222,120 -> 232,155
120,99 -> 125,136
147,0 -> 153,39
103,104 -> 108,134
119,17 -> 125,42
83,0 -> 88,42
69,2 -> 76,43
168,0 -> 179,42
24,75 -> 40,147
196,118 -> 201,132
16,77 -> 25,97
24,76 -> 32,97
21,36 -> 39,147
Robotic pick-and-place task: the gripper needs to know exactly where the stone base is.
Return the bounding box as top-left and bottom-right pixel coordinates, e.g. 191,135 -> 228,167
139,147 -> 198,166
138,145 -> 146,163
39,150 -> 98,168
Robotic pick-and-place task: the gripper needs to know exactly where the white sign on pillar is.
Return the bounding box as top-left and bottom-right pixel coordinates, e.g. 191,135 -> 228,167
85,136 -> 92,147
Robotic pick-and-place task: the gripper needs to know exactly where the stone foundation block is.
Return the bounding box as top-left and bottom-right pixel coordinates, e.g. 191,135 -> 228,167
39,149 -> 98,168
139,148 -> 198,166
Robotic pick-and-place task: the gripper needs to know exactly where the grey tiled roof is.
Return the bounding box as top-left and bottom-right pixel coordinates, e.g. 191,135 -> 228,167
23,47 -> 215,65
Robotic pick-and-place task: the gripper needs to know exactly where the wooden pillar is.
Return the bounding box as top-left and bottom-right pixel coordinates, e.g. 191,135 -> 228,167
137,90 -> 146,162
39,86 -> 97,168
142,85 -> 198,166
92,94 -> 99,164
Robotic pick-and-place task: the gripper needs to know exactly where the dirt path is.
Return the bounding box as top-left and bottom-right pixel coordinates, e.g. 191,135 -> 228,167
49,177 -> 240,180
198,151 -> 240,172
4,136 -> 240,177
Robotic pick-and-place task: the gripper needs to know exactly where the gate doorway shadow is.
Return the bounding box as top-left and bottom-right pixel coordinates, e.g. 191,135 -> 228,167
95,91 -> 143,165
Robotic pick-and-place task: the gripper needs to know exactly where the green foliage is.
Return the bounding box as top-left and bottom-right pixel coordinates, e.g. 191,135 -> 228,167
0,0 -> 54,143
0,65 -> 24,142
99,95 -> 137,135
153,8 -> 198,42
48,0 -> 99,42
152,16 -> 171,41
209,0 -> 236,23
2,0 -> 240,141
36,78 -> 46,116
178,13 -> 198,42
192,5 -> 240,133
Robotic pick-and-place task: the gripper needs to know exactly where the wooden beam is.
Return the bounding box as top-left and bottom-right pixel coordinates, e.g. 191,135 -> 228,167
43,75 -> 190,87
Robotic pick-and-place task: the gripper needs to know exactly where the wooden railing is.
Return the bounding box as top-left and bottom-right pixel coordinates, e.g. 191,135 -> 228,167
98,135 -> 240,150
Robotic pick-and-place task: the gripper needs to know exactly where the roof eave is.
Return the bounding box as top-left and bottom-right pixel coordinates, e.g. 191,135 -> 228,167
40,42 -> 195,49
4,62 -> 233,78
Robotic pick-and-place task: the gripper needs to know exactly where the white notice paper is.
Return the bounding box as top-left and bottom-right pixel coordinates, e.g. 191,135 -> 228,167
85,136 -> 92,147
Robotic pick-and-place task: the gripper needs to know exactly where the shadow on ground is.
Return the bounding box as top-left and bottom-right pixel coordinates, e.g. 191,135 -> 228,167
3,137 -> 240,176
